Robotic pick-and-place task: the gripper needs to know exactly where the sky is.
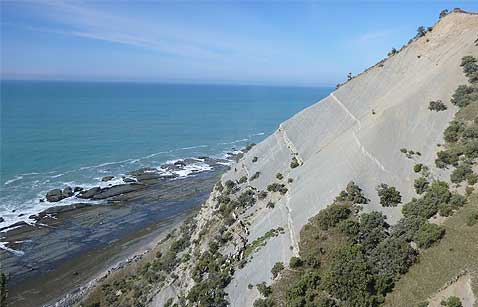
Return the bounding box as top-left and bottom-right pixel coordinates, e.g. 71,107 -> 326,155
1,1 -> 477,86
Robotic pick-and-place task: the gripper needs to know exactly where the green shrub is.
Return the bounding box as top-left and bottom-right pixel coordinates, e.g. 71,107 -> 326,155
414,223 -> 445,248
239,176 -> 248,184
424,180 -> 451,205
467,172 -> 478,185
316,298 -> 338,307
253,298 -> 274,307
286,271 -> 321,307
258,191 -> 268,200
464,140 -> 478,159
224,180 -> 238,193
315,203 -> 352,230
461,56 -> 478,78
449,193 -> 465,208
400,148 -> 408,154
245,143 -> 256,151
444,120 -> 465,143
402,198 -> 438,219
388,48 -> 397,56
276,173 -> 284,180
324,245 -> 377,307
415,26 -> 426,38
368,237 -> 417,293
256,282 -> 272,297
463,126 -> 478,139
357,212 -> 389,252
461,55 -> 477,67
414,163 -> 423,173
335,181 -> 368,204
376,183 -> 402,207
435,148 -> 461,168
338,219 -> 360,239
238,190 -> 256,207
290,157 -> 300,169
429,100 -> 447,111
414,177 -> 429,194
451,85 -> 477,108
267,183 -> 288,195
288,178 -> 294,183
252,156 -> 258,163
392,216 -> 427,242
271,262 -> 284,278
466,211 -> 478,226
266,201 -> 275,209
450,163 -> 472,183
440,296 -> 463,307
289,256 -> 303,268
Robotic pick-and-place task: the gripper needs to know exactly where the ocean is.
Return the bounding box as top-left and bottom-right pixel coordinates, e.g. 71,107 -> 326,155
0,80 -> 332,227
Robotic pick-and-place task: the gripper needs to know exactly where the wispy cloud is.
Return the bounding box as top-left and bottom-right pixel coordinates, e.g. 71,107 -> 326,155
7,0 -> 281,66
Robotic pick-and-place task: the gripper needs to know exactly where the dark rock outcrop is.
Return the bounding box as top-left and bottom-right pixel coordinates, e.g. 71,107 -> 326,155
62,186 -> 74,198
91,184 -> 145,200
101,176 -> 114,182
78,187 -> 101,199
46,189 -> 65,202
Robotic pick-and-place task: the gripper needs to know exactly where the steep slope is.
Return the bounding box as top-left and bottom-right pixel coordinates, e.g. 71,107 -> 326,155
220,11 -> 478,307
111,11 -> 478,307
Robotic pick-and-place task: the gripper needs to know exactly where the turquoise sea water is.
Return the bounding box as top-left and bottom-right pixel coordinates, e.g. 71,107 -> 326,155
0,80 -> 332,226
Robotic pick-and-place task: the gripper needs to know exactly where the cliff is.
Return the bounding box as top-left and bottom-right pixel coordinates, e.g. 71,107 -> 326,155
125,11 -> 478,307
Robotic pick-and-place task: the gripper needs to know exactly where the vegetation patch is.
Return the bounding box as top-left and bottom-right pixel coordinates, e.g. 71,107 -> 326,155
429,100 -> 448,111
244,227 -> 285,259
376,183 -> 402,207
290,157 -> 300,169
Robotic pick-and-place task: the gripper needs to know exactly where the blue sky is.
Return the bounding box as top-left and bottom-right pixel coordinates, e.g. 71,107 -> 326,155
1,1 -> 477,86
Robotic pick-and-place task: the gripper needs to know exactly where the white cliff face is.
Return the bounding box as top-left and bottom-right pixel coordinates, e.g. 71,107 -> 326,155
223,12 -> 478,307
150,12 -> 478,307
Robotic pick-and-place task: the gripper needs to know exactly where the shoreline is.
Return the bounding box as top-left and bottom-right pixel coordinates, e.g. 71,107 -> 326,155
0,155 -> 238,306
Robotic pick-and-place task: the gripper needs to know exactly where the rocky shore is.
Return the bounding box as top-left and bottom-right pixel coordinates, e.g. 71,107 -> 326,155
0,155 -> 237,307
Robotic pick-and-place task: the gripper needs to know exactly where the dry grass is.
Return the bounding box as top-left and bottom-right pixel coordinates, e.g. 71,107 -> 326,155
384,194 -> 478,306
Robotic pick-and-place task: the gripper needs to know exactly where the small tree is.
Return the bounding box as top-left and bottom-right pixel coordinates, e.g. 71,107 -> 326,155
271,262 -> 284,278
388,48 -> 397,56
376,184 -> 402,207
414,177 -> 429,195
290,157 -> 300,169
439,9 -> 449,18
256,282 -> 272,297
440,296 -> 463,307
428,100 -> 447,111
416,26 -> 426,38
289,256 -> 303,268
347,72 -> 352,81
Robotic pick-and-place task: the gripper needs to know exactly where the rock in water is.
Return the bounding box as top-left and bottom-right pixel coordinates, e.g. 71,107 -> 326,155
46,189 -> 65,202
62,186 -> 74,198
74,186 -> 84,193
102,176 -> 114,182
